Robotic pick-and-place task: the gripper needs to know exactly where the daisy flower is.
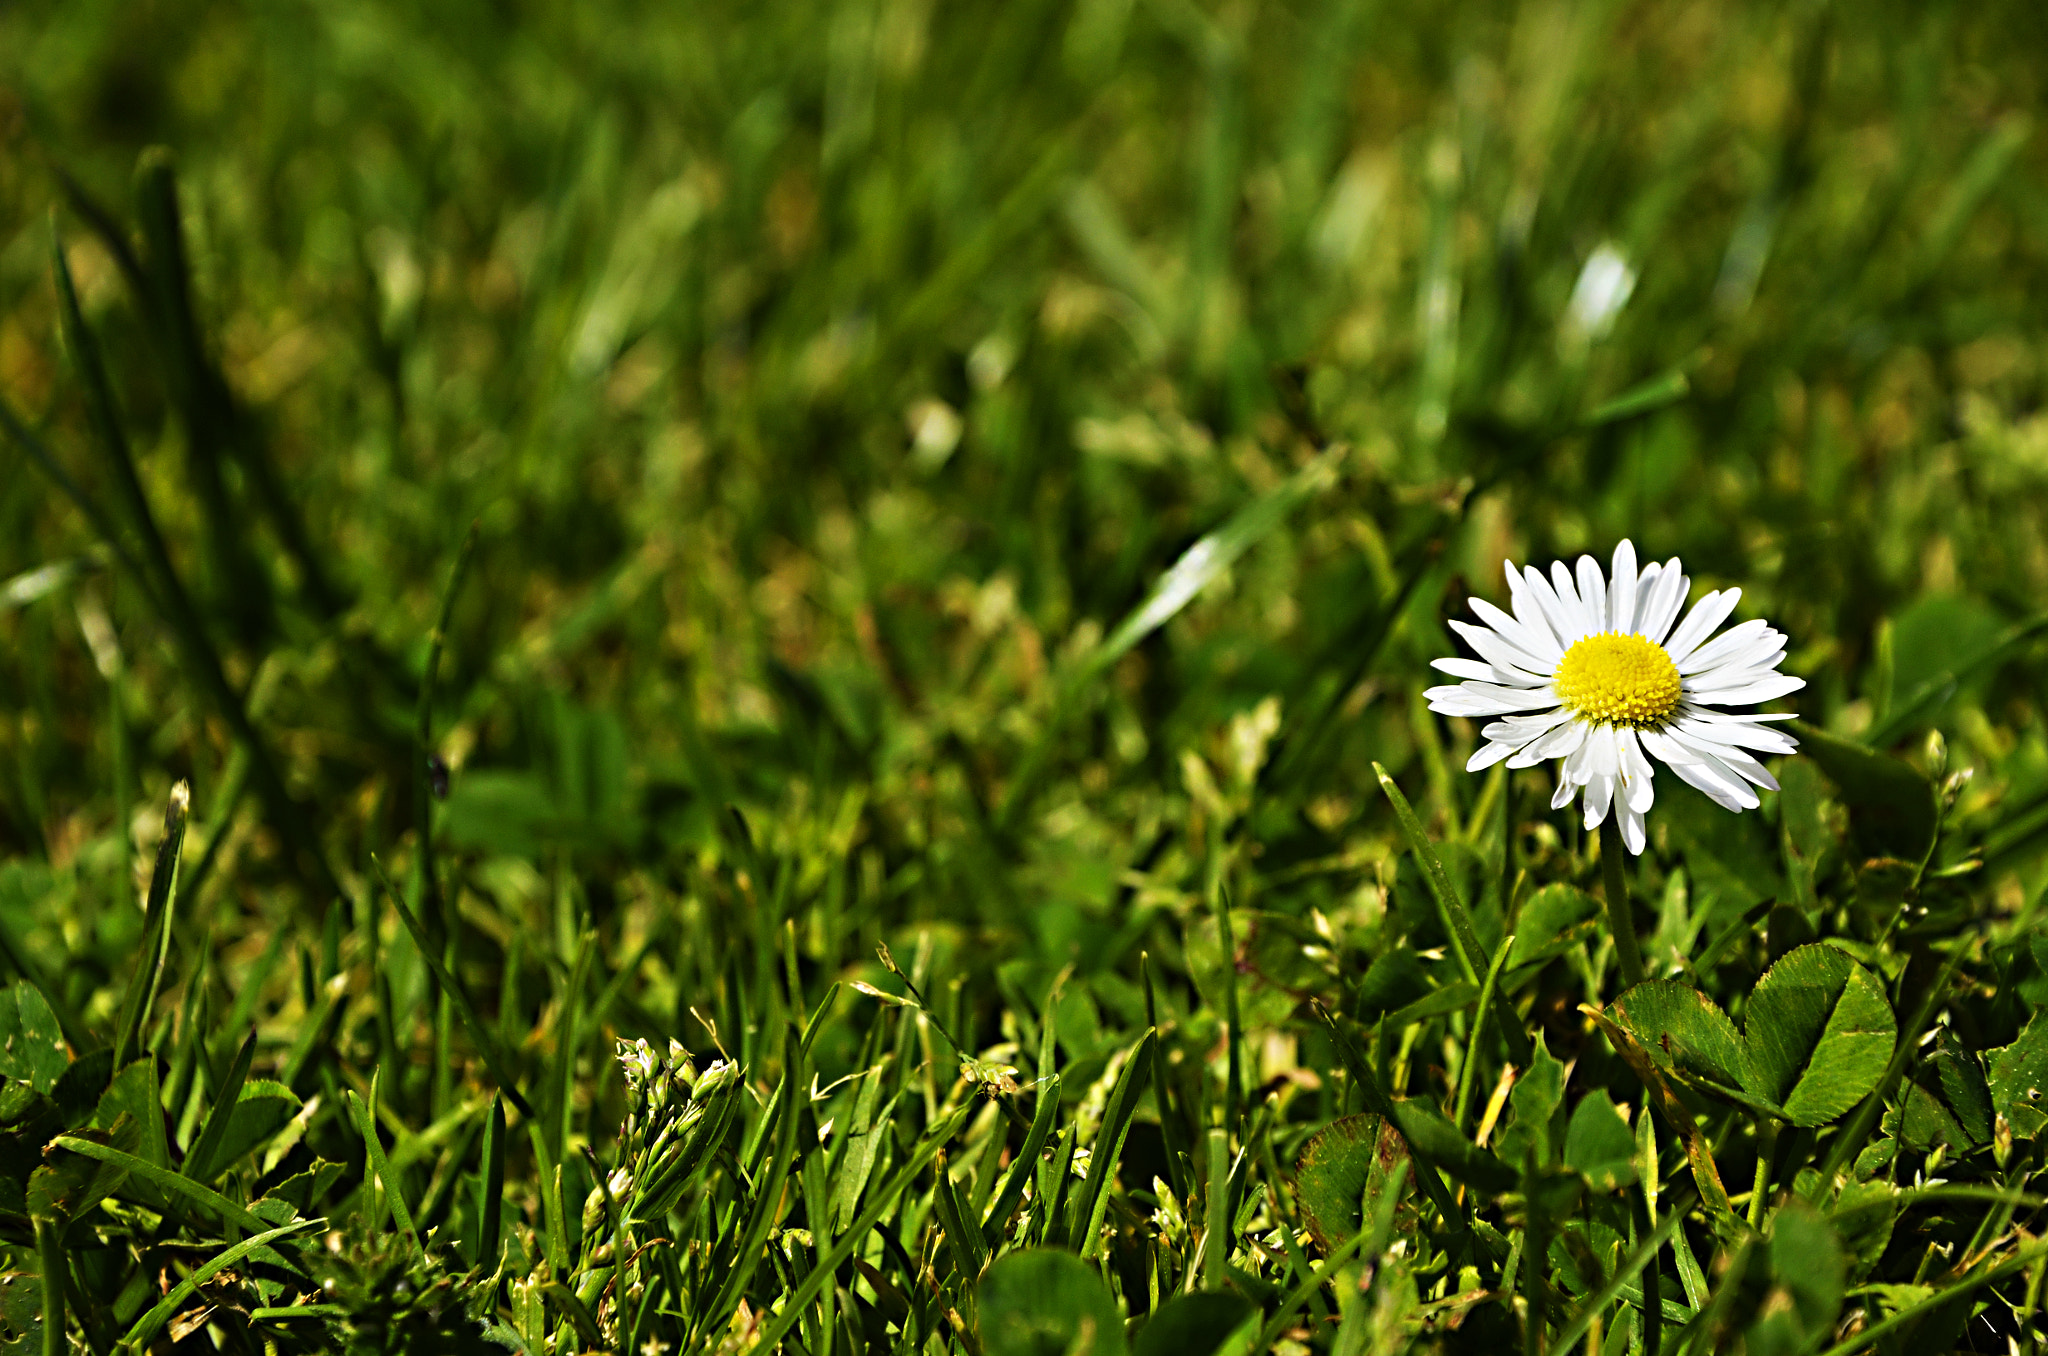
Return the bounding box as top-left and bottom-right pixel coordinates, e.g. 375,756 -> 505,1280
1425,541 -> 1803,854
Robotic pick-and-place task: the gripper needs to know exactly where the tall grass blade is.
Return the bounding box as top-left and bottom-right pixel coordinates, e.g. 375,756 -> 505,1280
748,1104 -> 972,1355
50,231 -> 340,903
1374,762 -> 1533,1065
1068,1027 -> 1155,1257
118,1220 -> 320,1351
348,1071 -> 422,1260
479,1095 -> 506,1268
113,781 -> 188,1070
182,1028 -> 256,1184
370,855 -> 534,1118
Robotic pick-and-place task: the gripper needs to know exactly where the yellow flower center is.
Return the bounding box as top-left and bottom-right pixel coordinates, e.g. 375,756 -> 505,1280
1553,631 -> 1681,729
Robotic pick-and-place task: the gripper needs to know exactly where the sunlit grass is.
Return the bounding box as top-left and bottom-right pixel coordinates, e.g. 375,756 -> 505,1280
1,0 -> 2047,1351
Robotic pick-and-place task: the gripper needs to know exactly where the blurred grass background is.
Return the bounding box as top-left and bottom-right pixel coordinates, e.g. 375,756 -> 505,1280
3,0 -> 2048,1340
7,0 -> 2048,911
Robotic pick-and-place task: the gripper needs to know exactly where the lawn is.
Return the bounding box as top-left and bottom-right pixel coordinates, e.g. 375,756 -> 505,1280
2,1 -> 2047,1351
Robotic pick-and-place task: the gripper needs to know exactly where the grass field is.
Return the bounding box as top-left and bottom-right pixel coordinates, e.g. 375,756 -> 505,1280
4,0 -> 2048,1351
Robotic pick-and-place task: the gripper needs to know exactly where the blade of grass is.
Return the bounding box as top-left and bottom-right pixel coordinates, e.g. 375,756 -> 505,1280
998,448 -> 1342,834
50,231 -> 341,904
695,1031 -> 805,1347
131,151 -> 350,623
1373,763 -> 1533,1065
1816,1237 -> 2048,1356
1141,952 -> 1190,1202
1583,369 -> 1689,427
553,929 -> 593,1162
181,1028 -> 255,1184
1068,1028 -> 1156,1258
748,1103 -> 973,1355
1251,1160 -> 1405,1351
1541,1196 -> 1686,1356
117,1220 -> 320,1352
113,781 -> 188,1070
479,1096 -> 507,1268
370,854 -> 534,1118
348,1070 -> 422,1260
1211,846 -> 1244,1134
931,1149 -> 988,1281
1454,934 -> 1514,1135
0,396 -> 166,620
1636,1098 -> 1666,1355
526,1120 -> 569,1277
50,1136 -> 283,1239
418,521 -> 480,1114
982,1073 -> 1060,1248
35,1216 -> 63,1356
134,149 -> 273,644
1201,1127 -> 1230,1290
1599,819 -> 1647,992
1033,1125 -> 1079,1247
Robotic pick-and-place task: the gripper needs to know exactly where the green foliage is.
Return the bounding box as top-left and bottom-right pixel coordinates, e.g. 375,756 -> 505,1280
1293,1114 -> 1381,1250
978,1250 -> 1126,1356
0,986 -> 65,1111
1610,943 -> 1897,1128
2,0 -> 2048,1351
1562,1091 -> 1636,1193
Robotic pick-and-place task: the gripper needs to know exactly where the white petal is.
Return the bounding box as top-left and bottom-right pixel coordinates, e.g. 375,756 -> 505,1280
1524,566 -> 1585,651
1587,724 -> 1622,778
1576,555 -> 1607,637
1609,541 -> 1638,634
1730,754 -> 1780,792
1663,741 -> 1763,809
1667,733 -> 1780,791
1583,772 -> 1615,829
1551,561 -> 1593,641
1618,803 -> 1646,854
1432,656 -> 1494,681
1667,754 -> 1757,812
1670,715 -> 1797,756
1563,728 -> 1601,785
1616,728 -> 1657,812
1678,619 -> 1780,676
1468,597 -> 1562,669
1449,618 -> 1554,681
1664,588 -> 1742,665
1482,707 -> 1575,743
1684,674 -> 1806,706
1425,682 -> 1564,717
1532,717 -> 1591,758
1467,741 -> 1517,772
1629,561 -> 1661,632
1637,727 -> 1702,767
1506,562 -> 1567,657
1682,664 -> 1796,694
1512,718 -> 1588,768
1431,654 -> 1550,686
1551,775 -> 1579,810
1639,560 -> 1688,642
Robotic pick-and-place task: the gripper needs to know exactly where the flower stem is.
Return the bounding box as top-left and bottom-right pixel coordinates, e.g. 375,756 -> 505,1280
1748,1117 -> 1779,1231
1453,933 -> 1515,1136
1599,818 -> 1647,991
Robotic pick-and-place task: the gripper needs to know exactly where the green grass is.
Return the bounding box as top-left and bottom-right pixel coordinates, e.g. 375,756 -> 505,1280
3,0 -> 2048,1351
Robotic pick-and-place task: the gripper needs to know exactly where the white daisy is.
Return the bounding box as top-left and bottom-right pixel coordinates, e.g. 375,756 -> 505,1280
1424,540 -> 1803,854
